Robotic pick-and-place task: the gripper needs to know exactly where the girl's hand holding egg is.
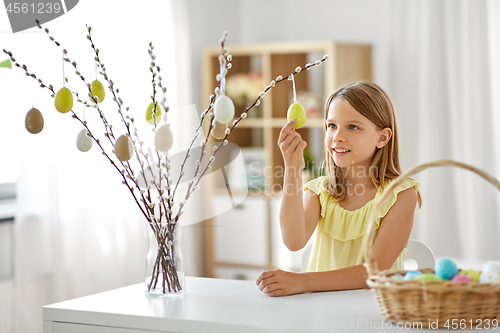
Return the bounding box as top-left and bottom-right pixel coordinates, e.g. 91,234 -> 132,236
277,119 -> 307,171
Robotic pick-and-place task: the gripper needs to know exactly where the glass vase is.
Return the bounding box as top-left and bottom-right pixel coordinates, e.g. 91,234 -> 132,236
145,219 -> 185,297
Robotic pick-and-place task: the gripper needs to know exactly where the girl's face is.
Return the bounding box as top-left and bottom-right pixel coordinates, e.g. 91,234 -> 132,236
325,98 -> 391,171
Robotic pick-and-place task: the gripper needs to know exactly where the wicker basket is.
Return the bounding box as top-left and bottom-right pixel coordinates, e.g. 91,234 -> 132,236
363,159 -> 500,329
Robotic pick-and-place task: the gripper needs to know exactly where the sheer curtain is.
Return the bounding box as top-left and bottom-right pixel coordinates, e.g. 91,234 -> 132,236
388,0 -> 500,264
2,1 -> 194,332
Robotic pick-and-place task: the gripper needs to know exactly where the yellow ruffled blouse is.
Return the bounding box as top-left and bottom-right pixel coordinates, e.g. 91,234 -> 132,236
304,176 -> 419,272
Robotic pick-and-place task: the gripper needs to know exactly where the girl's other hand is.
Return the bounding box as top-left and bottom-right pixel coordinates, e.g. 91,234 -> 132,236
277,119 -> 307,170
256,269 -> 306,297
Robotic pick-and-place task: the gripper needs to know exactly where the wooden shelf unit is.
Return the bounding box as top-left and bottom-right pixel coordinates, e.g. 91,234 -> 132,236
202,41 -> 372,279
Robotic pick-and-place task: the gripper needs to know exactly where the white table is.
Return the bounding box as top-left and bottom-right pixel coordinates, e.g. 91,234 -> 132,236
42,276 -> 456,332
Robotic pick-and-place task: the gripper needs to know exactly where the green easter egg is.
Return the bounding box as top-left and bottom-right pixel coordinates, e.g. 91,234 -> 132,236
460,269 -> 481,282
415,273 -> 443,281
91,80 -> 105,103
145,102 -> 162,125
54,87 -> 73,113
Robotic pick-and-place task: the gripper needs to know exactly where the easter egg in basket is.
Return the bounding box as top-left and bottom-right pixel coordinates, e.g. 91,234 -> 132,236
414,273 -> 443,281
451,274 -> 472,283
460,269 -> 481,282
403,270 -> 422,281
479,261 -> 500,283
434,258 -> 458,280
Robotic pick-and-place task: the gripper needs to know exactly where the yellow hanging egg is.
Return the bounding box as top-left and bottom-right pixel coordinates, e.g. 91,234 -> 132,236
54,87 -> 73,113
90,80 -> 105,103
154,124 -> 173,152
145,102 -> 162,125
114,135 -> 134,161
287,102 -> 306,129
211,120 -> 227,139
25,107 -> 44,134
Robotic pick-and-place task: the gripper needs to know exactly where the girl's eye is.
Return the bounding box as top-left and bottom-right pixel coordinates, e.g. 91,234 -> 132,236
349,125 -> 358,130
328,124 -> 336,129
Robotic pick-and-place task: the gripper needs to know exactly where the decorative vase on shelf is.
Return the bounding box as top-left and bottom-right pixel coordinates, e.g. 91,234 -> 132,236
145,219 -> 185,297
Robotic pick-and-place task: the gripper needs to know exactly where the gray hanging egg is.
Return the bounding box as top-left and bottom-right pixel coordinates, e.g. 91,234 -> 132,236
76,128 -> 93,152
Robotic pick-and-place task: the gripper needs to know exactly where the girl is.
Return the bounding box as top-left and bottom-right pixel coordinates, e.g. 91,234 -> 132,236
256,81 -> 420,297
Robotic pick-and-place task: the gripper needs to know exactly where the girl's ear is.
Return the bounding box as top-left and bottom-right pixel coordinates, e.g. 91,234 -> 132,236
376,128 -> 392,149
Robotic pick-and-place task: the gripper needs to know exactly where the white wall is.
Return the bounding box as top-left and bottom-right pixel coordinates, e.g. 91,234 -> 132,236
185,0 -> 411,165
186,0 -> 390,114
185,0 -> 500,266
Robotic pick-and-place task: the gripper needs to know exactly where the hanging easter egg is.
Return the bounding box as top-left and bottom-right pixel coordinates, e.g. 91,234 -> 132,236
479,261 -> 500,283
145,102 -> 162,125
211,120 -> 227,139
90,79 -> 105,103
214,94 -> 235,124
154,124 -> 173,152
25,107 -> 44,134
54,87 -> 73,113
114,134 -> 134,161
287,102 -> 306,129
434,258 -> 458,280
76,128 -> 93,152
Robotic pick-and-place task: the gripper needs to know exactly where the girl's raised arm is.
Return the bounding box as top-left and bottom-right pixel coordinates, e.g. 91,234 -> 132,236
277,119 -> 320,251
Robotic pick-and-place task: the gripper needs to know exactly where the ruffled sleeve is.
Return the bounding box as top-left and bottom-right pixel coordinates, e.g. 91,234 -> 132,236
318,178 -> 419,242
304,176 -> 328,219
303,176 -> 325,195
374,178 -> 420,226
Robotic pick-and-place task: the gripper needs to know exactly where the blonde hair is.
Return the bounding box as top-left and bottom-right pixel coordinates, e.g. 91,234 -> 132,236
323,81 -> 401,201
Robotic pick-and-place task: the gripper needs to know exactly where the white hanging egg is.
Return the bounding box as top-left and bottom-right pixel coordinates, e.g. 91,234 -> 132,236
154,124 -> 173,152
214,94 -> 235,124
115,134 -> 134,161
76,128 -> 93,152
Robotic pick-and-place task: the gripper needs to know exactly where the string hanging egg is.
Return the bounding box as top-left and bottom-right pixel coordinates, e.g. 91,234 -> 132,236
90,79 -> 105,103
25,107 -> 44,134
76,129 -> 93,152
154,124 -> 173,152
286,74 -> 306,129
114,134 -> 134,161
54,87 -> 73,113
145,102 -> 162,125
211,120 -> 227,139
214,94 -> 235,124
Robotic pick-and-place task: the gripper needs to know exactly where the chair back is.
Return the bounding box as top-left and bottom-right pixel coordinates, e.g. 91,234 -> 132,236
404,239 -> 435,270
